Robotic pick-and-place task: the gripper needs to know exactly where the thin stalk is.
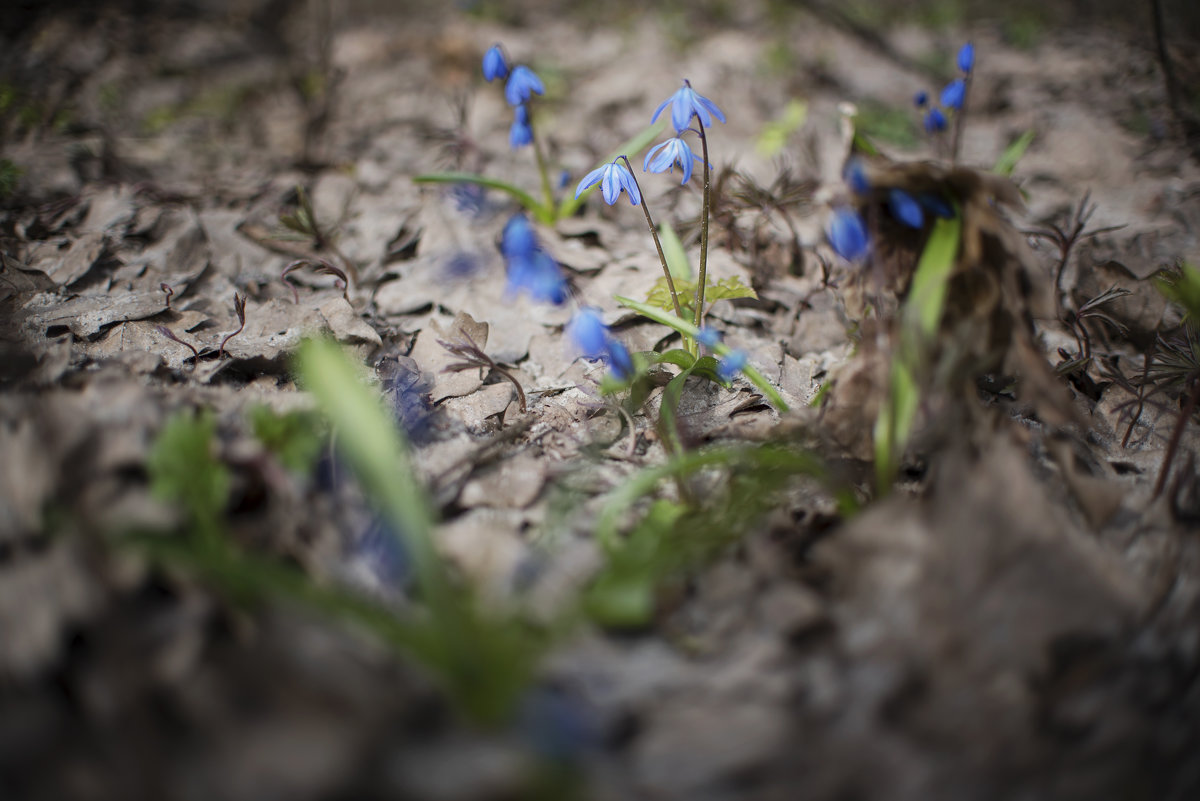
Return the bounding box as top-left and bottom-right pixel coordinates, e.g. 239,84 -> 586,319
1153,376 -> 1200,498
531,130 -> 556,221
693,125 -> 712,329
621,156 -> 685,322
949,72 -> 971,167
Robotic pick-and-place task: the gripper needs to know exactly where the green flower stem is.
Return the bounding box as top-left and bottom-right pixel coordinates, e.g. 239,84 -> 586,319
615,295 -> 789,412
693,124 -> 712,330
620,156 -> 685,322
531,129 -> 556,219
412,172 -> 552,224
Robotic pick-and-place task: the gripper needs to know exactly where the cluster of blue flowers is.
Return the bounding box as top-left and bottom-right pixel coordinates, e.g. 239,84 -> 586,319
696,327 -> 748,383
565,307 -> 634,381
502,213 -> 567,305
483,44 -> 545,149
826,155 -> 956,263
575,79 -> 720,205
914,42 -> 974,133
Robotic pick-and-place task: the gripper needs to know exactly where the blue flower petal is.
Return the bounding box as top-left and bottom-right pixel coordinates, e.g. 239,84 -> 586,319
482,45 -> 508,82
924,108 -> 947,133
888,189 -> 925,229
644,137 -> 701,185
566,307 -> 609,359
606,340 -> 634,381
918,192 -> 954,219
843,157 -> 870,195
913,90 -> 929,108
575,165 -> 607,199
717,349 -> 747,382
940,79 -> 966,111
696,327 -> 721,348
653,81 -> 726,133
502,213 -> 537,259
827,207 -> 869,263
505,65 -> 544,106
509,104 -> 533,149
957,42 -> 975,74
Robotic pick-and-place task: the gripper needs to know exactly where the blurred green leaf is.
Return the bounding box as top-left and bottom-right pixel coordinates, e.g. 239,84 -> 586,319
659,219 -> 691,281
993,130 -> 1035,177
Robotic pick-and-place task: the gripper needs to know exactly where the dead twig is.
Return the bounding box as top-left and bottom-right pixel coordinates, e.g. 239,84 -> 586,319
281,258 -> 348,304
438,331 -> 527,414
218,293 -> 247,359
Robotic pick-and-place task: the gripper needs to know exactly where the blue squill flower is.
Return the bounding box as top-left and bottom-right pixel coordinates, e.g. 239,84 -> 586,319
502,213 -> 538,259
643,136 -> 704,185
957,42 -> 975,73
510,104 -> 533,148
827,207 -> 869,262
507,249 -> 567,305
843,157 -> 870,195
696,327 -> 721,348
652,80 -> 726,133
606,340 -> 634,381
575,159 -> 641,206
940,79 -> 965,110
888,189 -> 924,229
505,65 -> 544,106
566,307 -> 609,359
483,45 -> 508,81
919,192 -> 954,219
924,108 -> 947,133
717,349 -> 747,382
913,90 -> 929,108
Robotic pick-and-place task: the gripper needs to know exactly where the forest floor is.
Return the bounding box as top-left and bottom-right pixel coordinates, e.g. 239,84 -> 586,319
2,2 -> 1199,800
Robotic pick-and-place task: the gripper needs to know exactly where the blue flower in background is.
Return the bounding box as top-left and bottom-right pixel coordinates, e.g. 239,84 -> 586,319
566,307 -> 609,358
502,213 -> 538,260
913,90 -> 929,108
576,159 -> 641,206
919,192 -> 954,219
957,42 -> 975,73
827,207 -> 869,263
652,79 -> 726,133
566,307 -> 635,380
843,157 -> 870,195
482,44 -> 508,82
717,349 -> 747,382
379,356 -> 435,443
940,79 -> 966,111
888,188 -> 924,229
505,65 -> 544,106
606,340 -> 634,381
644,136 -> 705,185
507,248 -> 567,305
510,104 -> 533,149
501,214 -> 567,305
696,326 -> 721,348
924,107 -> 947,133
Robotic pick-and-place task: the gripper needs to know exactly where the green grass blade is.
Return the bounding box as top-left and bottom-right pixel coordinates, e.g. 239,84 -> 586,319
412,172 -> 550,223
992,130 -> 1035,177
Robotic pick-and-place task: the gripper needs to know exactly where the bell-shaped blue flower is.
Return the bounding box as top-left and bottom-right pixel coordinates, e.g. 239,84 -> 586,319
717,349 -> 747,382
940,79 -> 966,111
566,307 -> 609,359
696,327 -> 722,348
888,189 -> 924,229
575,159 -> 641,206
827,207 -> 869,263
919,192 -> 954,219
652,80 -> 726,133
643,136 -> 704,185
924,107 -> 947,133
507,249 -> 567,305
957,42 -> 975,74
843,157 -> 870,195
482,45 -> 508,82
510,104 -> 533,149
505,65 -> 544,106
606,340 -> 634,381
502,213 -> 537,260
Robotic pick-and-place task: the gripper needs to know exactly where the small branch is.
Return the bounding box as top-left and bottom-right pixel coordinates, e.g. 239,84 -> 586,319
155,325 -> 198,363
161,282 -> 174,311
218,293 -> 247,359
1154,376 -> 1200,498
437,332 -> 527,414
